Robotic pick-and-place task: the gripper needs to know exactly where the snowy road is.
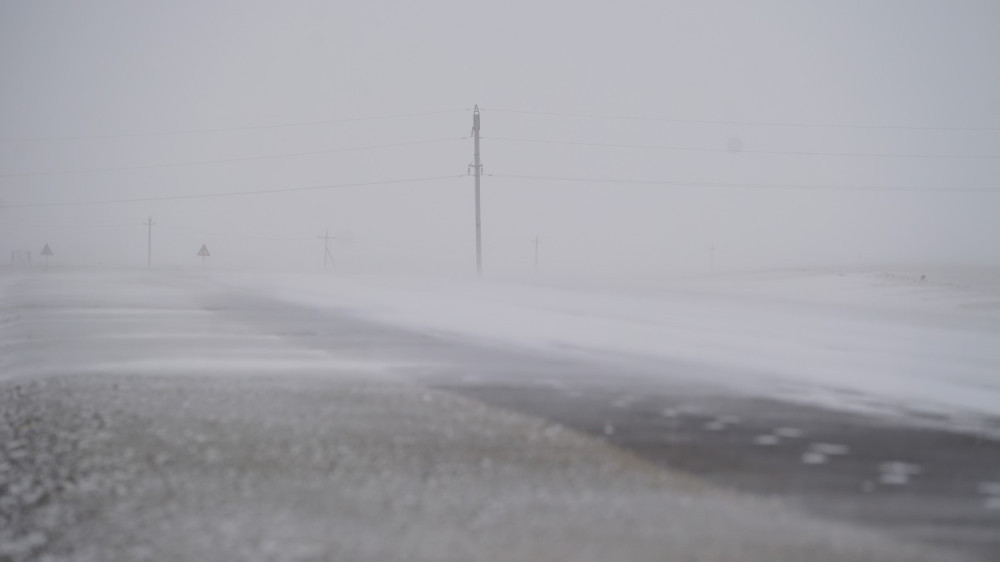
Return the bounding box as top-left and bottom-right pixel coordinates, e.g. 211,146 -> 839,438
1,270 -> 997,561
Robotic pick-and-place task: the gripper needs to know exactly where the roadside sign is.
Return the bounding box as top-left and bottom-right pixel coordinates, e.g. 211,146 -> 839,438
197,244 -> 210,268
41,244 -> 53,269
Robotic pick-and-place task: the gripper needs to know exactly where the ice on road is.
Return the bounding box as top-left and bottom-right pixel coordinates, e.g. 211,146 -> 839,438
222,268 -> 1000,429
0,270 -> 961,561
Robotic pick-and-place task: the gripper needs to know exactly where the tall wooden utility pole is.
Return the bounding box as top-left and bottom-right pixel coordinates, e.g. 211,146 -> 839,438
533,236 -> 541,274
471,105 -> 482,276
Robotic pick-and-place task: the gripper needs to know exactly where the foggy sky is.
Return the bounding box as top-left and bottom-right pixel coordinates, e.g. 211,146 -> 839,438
2,1 -> 999,280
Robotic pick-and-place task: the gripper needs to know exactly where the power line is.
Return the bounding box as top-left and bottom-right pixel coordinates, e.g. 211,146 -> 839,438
0,221 -> 135,229
3,175 -> 466,208
0,137 -> 466,179
0,109 -> 471,143
0,220 -> 322,242
489,173 -> 1000,193
485,136 -> 1000,161
480,108 -> 1000,132
164,226 -> 315,242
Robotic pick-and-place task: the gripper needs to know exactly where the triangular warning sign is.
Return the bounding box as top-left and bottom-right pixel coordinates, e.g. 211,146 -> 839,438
197,244 -> 210,257
41,244 -> 53,256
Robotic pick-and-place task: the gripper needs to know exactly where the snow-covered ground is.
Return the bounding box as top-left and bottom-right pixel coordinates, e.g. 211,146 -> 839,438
0,269 -> 957,561
218,267 -> 1000,429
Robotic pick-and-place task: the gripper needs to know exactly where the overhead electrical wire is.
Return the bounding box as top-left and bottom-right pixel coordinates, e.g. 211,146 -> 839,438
489,173 -> 1000,193
0,108 -> 471,143
0,137 -> 466,179
0,220 -> 318,242
160,226 -> 315,242
479,108 -> 1000,132
485,136 -> 1000,161
3,174 -> 465,208
6,171 -> 995,210
0,221 -> 136,229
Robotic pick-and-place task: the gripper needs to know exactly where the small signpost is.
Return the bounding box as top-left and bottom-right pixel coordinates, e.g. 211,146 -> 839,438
41,244 -> 53,269
197,244 -> 210,268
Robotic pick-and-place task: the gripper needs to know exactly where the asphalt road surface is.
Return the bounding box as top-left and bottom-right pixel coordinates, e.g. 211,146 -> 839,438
2,271 -> 997,561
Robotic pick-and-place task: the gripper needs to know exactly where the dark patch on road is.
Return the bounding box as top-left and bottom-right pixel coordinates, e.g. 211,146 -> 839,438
433,379 -> 1000,561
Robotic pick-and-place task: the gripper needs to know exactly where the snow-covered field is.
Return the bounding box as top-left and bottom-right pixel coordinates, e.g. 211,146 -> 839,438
219,267 -> 1000,429
0,269 -> 958,561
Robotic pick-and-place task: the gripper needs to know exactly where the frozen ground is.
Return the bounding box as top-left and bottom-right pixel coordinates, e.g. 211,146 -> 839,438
0,269 -> 969,561
218,267 -> 1000,431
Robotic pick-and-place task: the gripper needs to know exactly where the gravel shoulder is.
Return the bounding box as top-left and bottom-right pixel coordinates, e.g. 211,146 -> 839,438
1,373 -> 964,562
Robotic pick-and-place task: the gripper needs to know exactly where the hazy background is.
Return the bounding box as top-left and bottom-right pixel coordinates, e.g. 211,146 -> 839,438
2,1 -> 998,280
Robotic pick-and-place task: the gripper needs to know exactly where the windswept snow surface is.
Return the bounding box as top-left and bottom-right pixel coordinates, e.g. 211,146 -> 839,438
0,270 -> 959,561
220,267 -> 1000,429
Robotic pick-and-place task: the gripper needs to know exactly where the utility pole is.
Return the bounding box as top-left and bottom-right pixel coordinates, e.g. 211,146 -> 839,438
533,236 -> 541,274
143,216 -> 155,268
318,229 -> 336,270
710,241 -> 716,274
470,105 -> 483,276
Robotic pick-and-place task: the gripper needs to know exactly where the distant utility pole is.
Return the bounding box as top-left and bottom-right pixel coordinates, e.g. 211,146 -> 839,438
533,236 -> 541,274
318,229 -> 336,270
470,105 -> 483,276
143,216 -> 156,267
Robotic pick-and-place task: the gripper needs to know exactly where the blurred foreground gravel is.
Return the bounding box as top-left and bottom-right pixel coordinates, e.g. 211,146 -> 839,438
0,373 -> 958,562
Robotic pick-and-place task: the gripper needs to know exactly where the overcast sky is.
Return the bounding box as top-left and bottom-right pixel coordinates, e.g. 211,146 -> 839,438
2,1 -> 998,279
